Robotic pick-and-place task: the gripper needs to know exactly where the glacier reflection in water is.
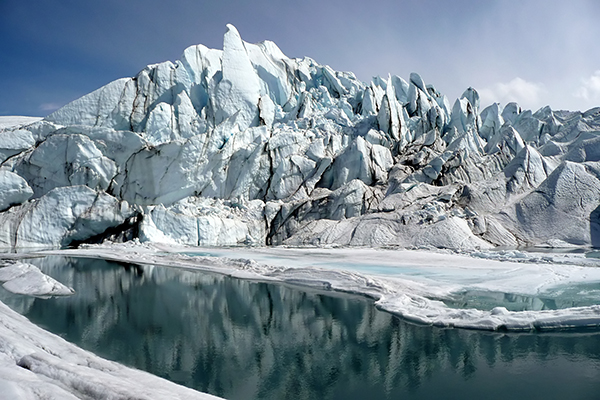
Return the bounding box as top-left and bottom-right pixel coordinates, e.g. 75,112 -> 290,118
2,256 -> 600,399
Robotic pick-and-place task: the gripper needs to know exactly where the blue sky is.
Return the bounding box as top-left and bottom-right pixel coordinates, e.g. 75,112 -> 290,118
1,0 -> 600,116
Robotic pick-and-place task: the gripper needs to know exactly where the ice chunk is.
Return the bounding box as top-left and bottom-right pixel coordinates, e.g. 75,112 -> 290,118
213,24 -> 261,130
0,186 -> 135,248
0,129 -> 36,163
46,78 -> 131,128
14,133 -> 117,198
479,103 -> 504,143
0,263 -> 74,297
501,102 -> 521,124
501,161 -> 600,246
0,170 -> 33,211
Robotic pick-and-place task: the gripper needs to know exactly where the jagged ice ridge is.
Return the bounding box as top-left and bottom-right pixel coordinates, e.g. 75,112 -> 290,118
1,24 -> 600,250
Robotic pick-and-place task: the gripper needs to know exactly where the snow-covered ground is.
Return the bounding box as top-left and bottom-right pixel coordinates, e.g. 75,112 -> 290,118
2,244 -> 600,398
0,116 -> 42,129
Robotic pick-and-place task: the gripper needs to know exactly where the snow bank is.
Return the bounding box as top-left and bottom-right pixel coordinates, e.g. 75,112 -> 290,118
0,116 -> 42,129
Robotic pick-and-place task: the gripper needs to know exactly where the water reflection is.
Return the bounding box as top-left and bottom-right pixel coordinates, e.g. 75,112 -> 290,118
1,256 -> 600,399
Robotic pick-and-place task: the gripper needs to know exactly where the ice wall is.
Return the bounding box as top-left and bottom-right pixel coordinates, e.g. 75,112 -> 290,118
1,25 -> 600,249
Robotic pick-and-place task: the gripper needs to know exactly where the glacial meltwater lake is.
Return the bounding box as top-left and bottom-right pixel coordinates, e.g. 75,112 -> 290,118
2,256 -> 600,399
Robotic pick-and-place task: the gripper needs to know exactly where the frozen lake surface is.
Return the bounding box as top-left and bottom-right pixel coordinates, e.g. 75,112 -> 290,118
2,255 -> 600,399
178,246 -> 600,311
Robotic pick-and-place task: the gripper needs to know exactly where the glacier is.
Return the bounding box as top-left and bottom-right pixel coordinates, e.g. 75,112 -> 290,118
2,23 -> 600,399
1,24 -> 599,250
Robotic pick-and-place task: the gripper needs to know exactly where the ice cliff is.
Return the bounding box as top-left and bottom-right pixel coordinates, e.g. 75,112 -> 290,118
2,24 -> 600,250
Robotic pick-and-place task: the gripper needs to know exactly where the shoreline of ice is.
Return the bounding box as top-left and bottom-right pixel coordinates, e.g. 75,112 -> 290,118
17,242 -> 600,332
0,243 -> 223,399
0,297 -> 222,400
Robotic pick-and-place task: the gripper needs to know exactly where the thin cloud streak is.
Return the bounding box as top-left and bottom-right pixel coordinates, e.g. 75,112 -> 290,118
39,103 -> 63,113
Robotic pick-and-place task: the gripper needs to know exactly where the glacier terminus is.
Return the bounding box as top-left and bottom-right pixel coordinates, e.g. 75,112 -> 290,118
1,24 -> 599,251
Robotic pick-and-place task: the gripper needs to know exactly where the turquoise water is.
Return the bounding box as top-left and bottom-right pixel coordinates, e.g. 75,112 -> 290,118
2,256 -> 600,399
443,283 -> 600,312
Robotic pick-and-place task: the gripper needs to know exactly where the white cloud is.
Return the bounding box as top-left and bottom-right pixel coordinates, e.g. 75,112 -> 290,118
39,102 -> 63,112
478,78 -> 546,110
574,70 -> 600,101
